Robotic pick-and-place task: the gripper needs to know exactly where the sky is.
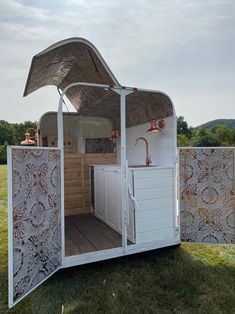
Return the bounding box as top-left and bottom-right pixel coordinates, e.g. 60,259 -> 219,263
0,0 -> 235,127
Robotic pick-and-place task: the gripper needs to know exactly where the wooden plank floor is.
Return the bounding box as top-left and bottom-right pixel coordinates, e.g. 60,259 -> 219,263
65,214 -> 122,256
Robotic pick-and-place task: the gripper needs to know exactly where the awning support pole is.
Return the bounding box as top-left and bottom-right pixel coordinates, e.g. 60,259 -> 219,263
115,88 -> 133,253
120,91 -> 127,251
57,95 -> 65,261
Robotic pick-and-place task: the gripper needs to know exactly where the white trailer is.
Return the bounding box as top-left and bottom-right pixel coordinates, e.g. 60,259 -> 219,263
8,38 -> 235,308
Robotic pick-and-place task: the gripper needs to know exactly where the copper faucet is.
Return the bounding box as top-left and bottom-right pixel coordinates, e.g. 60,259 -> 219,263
135,137 -> 152,166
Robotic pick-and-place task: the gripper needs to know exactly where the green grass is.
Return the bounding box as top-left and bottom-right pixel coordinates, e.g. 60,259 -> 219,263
0,164 -> 235,313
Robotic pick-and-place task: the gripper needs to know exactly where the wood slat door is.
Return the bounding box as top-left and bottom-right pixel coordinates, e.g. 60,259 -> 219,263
179,148 -> 235,244
8,147 -> 62,308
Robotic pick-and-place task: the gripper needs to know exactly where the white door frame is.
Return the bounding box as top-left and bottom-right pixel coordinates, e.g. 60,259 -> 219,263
57,82 -> 135,261
57,82 -> 179,265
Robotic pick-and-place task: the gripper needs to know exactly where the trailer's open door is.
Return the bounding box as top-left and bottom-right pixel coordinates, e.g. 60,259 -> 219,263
8,147 -> 62,308
179,148 -> 235,244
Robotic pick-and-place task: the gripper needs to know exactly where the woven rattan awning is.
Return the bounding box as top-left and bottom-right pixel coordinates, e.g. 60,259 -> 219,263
24,38 -> 173,127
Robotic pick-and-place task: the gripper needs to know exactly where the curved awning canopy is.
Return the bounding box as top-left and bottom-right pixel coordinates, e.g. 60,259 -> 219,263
24,38 -> 173,128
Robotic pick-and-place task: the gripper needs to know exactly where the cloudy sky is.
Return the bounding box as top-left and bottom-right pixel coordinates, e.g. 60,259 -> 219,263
1,0 -> 235,127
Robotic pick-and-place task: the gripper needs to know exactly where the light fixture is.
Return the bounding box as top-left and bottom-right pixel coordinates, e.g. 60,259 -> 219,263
110,129 -> 120,139
111,129 -> 117,139
158,119 -> 165,130
21,133 -> 36,145
147,119 -> 160,133
21,128 -> 37,146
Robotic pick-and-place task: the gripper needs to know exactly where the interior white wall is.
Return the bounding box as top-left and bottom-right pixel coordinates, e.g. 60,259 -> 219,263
39,112 -> 176,166
39,112 -> 80,151
39,112 -> 112,153
116,116 -> 176,167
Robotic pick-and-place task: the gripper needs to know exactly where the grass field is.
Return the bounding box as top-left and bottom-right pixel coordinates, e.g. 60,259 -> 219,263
0,164 -> 235,313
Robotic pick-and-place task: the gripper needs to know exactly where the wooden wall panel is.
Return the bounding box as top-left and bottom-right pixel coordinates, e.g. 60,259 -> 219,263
64,153 -> 117,216
64,154 -> 83,216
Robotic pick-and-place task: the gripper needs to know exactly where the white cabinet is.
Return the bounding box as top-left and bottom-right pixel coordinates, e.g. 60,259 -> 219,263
94,167 -> 106,221
94,166 -> 175,245
93,165 -> 135,242
94,165 -> 122,234
105,169 -> 122,232
129,167 -> 176,244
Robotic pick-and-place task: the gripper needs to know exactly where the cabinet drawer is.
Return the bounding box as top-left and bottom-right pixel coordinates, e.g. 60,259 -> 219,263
136,197 -> 174,211
134,187 -> 174,201
133,168 -> 173,179
134,176 -> 173,190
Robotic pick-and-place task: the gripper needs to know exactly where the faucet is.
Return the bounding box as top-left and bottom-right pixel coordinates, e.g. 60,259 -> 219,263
135,137 -> 152,166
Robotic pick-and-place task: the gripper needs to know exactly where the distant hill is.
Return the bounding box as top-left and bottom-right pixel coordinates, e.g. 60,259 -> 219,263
198,119 -> 235,129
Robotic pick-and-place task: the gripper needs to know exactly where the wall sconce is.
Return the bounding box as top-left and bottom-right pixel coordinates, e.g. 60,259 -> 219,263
147,119 -> 160,133
110,129 -> 120,140
158,119 -> 165,130
21,128 -> 37,146
147,119 -> 165,134
111,129 -> 117,139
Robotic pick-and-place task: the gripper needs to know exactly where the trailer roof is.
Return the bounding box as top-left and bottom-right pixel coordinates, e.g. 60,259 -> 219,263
24,38 -> 173,127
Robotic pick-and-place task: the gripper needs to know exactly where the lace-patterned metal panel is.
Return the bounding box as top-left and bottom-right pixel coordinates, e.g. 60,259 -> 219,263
9,147 -> 61,305
179,148 -> 235,243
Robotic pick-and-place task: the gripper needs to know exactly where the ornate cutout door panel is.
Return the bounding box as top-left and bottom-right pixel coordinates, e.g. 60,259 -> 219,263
8,147 -> 62,308
179,148 -> 235,244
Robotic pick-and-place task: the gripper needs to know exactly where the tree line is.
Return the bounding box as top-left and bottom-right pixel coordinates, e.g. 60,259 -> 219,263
177,116 -> 235,147
0,120 -> 37,164
0,117 -> 235,164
